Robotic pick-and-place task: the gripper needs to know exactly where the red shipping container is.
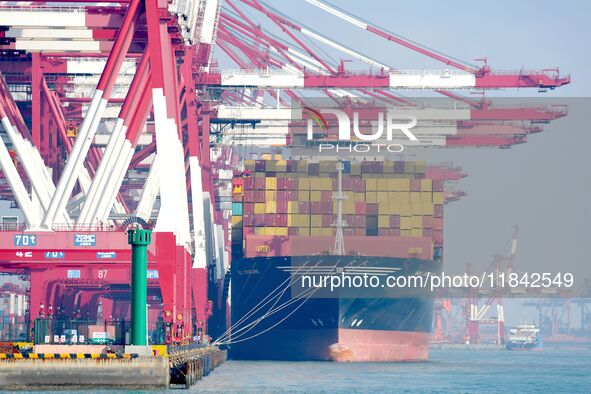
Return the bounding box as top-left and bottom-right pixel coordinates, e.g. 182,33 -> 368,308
321,201 -> 332,214
410,179 -> 421,192
299,202 -> 310,214
390,215 -> 400,228
311,202 -> 323,214
432,217 -> 443,231
287,191 -> 298,201
354,178 -> 365,193
277,200 -> 288,214
244,190 -> 255,202
433,180 -> 444,192
244,177 -> 254,189
243,226 -> 254,235
423,228 -> 433,237
422,216 -> 433,229
366,204 -> 379,215
433,230 -> 443,244
288,227 -> 298,236
243,202 -> 254,215
378,229 -> 389,236
434,204 -> 444,218
276,214 -> 288,227
355,202 -> 366,215
265,214 -> 277,226
322,214 -> 333,227
253,214 -> 266,226
389,228 -> 401,237
243,214 -> 254,227
277,191 -> 288,202
321,191 -> 333,201
252,191 -> 263,202
277,177 -> 288,190
355,215 -> 366,228
355,229 -> 365,236
254,177 -> 265,190
287,178 -> 298,190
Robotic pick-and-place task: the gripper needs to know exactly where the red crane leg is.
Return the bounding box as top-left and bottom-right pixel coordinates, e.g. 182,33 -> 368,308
29,271 -> 45,322
101,297 -> 115,321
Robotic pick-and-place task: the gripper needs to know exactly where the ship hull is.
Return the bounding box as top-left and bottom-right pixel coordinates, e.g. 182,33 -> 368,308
229,255 -> 437,362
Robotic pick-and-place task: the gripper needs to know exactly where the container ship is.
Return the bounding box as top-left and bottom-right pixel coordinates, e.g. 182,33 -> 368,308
506,324 -> 542,351
229,158 -> 445,362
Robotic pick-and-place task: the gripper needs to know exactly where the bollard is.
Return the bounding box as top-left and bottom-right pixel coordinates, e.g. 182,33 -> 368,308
128,228 -> 152,346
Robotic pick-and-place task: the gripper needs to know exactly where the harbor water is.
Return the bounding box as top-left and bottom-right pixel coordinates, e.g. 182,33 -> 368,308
5,348 -> 589,393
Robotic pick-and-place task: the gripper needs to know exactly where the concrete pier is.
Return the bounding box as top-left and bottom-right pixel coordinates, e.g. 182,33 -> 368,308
0,346 -> 226,389
0,356 -> 170,389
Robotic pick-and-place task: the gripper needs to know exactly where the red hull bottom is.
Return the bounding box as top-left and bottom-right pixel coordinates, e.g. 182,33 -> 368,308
326,329 -> 430,362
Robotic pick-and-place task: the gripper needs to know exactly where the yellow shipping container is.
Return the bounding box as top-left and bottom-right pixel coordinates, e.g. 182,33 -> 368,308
411,228 -> 423,237
410,203 -> 422,216
400,216 -> 412,230
378,215 -> 390,228
354,193 -> 365,202
275,227 -> 288,236
244,160 -> 255,171
410,192 -> 422,204
421,191 -> 432,202
276,160 -> 287,172
400,202 -> 411,216
404,162 -> 415,174
265,177 -> 277,190
288,201 -> 299,214
433,192 -> 444,204
266,161 -> 277,172
310,191 -> 322,201
297,160 -> 308,173
310,178 -> 322,190
265,191 -> 276,201
261,154 -> 272,160
411,216 -> 423,228
297,214 -> 310,227
311,228 -> 323,236
420,179 -> 432,192
415,161 -> 426,174
298,177 -> 310,190
422,202 -> 435,216
344,201 -> 356,215
320,177 -> 332,190
399,192 -> 410,203
254,227 -> 266,236
311,215 -> 322,227
377,191 -> 388,203
265,201 -> 277,214
366,178 -> 378,191
298,227 -> 310,236
400,179 -> 411,191
378,202 -> 390,215
254,203 -> 266,214
366,191 -> 377,204
384,161 -> 394,173
298,190 -> 310,201
322,228 -> 333,236
231,216 -> 243,227
401,229 -> 412,237
351,162 -> 361,176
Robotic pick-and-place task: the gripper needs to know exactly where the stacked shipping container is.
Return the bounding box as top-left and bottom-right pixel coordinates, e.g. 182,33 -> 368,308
232,159 -> 444,258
